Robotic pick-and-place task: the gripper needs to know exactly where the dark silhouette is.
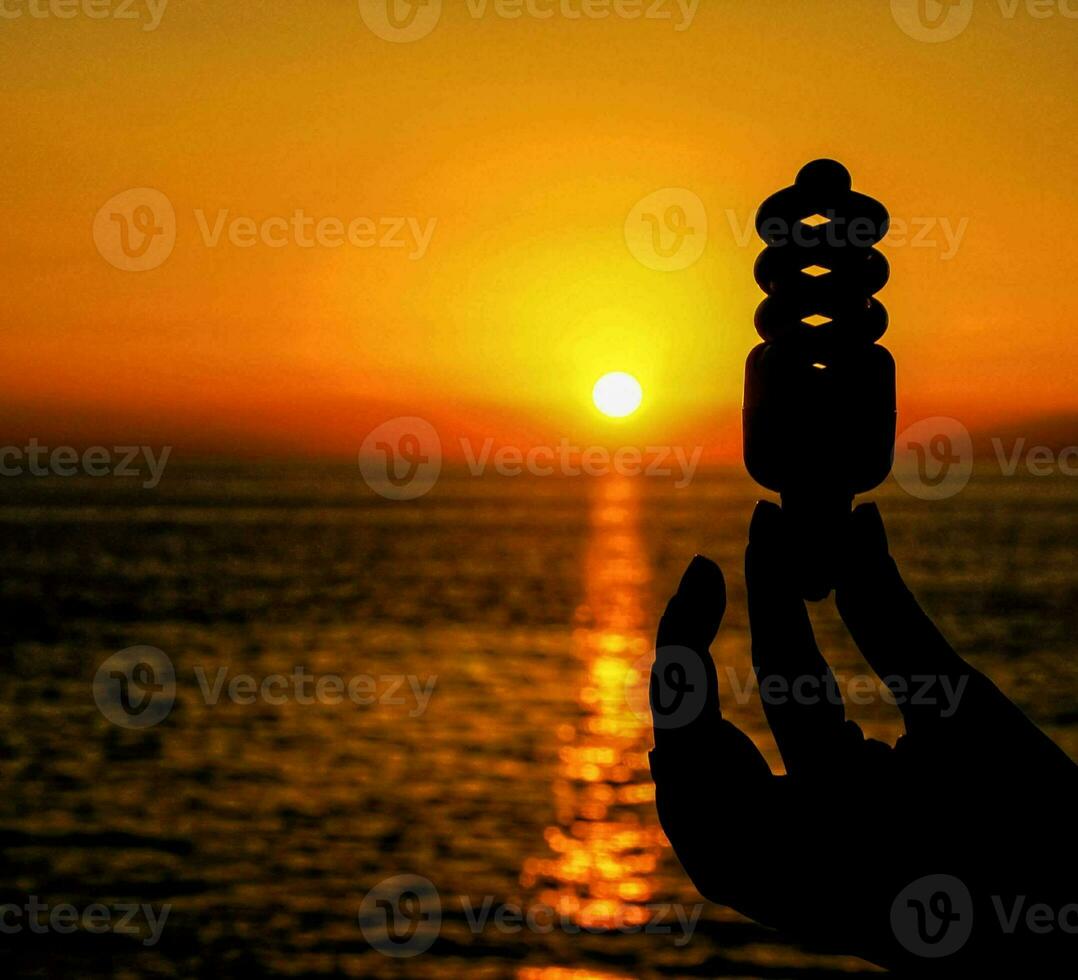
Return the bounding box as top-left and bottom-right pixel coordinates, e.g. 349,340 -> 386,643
650,501 -> 1078,973
745,160 -> 895,600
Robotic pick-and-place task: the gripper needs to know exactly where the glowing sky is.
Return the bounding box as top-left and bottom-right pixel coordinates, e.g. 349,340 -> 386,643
3,1 -> 1076,456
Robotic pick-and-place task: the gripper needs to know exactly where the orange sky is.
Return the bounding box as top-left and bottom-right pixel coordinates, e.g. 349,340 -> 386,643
3,1 -> 1077,457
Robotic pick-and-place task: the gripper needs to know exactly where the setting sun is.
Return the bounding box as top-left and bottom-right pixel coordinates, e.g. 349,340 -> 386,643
593,372 -> 643,419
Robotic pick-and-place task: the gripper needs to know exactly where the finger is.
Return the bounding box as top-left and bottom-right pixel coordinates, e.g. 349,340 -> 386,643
835,503 -> 979,733
651,758 -> 780,917
651,554 -> 770,777
747,501 -> 851,776
651,555 -> 773,913
653,554 -> 725,746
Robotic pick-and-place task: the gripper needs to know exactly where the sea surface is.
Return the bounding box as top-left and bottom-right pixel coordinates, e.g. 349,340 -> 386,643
1,464 -> 1076,978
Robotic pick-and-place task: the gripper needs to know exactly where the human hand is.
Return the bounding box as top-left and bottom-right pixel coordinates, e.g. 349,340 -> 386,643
650,501 -> 1077,972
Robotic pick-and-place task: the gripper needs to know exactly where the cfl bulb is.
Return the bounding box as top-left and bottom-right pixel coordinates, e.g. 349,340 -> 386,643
743,159 -> 896,599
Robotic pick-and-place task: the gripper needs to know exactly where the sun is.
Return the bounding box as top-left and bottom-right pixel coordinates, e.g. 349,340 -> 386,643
592,372 -> 643,418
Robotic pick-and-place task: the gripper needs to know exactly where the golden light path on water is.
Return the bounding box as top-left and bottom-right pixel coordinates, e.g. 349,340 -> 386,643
519,476 -> 664,979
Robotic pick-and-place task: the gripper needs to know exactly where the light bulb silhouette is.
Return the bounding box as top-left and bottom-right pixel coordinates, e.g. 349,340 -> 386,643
743,159 -> 896,599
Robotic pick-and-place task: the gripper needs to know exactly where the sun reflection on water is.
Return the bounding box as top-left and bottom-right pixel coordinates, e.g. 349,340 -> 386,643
520,476 -> 664,936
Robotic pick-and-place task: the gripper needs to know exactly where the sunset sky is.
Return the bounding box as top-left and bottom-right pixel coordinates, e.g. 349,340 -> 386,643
3,0 -> 1077,457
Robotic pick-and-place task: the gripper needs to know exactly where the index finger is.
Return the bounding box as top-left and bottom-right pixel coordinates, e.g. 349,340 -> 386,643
747,501 -> 852,776
835,503 -> 999,735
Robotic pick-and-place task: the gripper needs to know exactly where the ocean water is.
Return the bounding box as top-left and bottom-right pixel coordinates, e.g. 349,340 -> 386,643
1,464 -> 1075,978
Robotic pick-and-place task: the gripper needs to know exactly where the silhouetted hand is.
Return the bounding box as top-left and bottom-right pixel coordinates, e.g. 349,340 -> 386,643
650,501 -> 1078,974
